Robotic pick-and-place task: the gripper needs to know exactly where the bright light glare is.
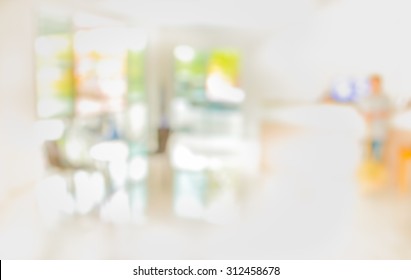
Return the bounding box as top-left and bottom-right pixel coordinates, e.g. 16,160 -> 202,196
170,98 -> 193,129
74,171 -> 105,214
128,156 -> 148,181
206,73 -> 245,103
109,160 -> 128,187
171,145 -> 207,171
129,103 -> 147,137
174,45 -> 195,62
76,99 -> 103,116
64,138 -> 85,164
90,141 -> 129,162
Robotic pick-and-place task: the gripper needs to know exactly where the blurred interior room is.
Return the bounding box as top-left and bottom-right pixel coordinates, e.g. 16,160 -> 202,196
2,0 -> 411,259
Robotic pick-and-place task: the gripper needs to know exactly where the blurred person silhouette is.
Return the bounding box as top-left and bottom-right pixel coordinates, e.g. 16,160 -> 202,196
358,74 -> 392,163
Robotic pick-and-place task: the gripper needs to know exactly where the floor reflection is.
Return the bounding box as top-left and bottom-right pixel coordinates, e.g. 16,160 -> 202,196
36,144 -> 248,227
36,156 -> 148,227
16,103 -> 411,259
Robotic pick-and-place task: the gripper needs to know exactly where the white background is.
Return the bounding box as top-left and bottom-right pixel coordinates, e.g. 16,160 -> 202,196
2,260 -> 411,280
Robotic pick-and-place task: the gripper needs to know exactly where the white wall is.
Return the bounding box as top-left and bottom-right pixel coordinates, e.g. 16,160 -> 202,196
256,0 -> 411,104
0,0 -> 43,199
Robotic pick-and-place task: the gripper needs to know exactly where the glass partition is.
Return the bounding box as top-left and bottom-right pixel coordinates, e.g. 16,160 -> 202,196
34,8 -> 149,225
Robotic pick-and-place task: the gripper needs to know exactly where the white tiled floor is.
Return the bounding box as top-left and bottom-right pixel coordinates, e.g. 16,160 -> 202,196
1,128 -> 411,259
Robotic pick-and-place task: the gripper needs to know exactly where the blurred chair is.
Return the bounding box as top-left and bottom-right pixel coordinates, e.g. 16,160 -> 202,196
43,139 -> 96,172
42,139 -> 98,202
43,140 -> 66,170
41,118 -> 106,199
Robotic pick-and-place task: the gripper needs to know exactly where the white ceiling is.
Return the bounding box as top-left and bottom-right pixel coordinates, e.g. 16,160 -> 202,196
65,0 -> 325,30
